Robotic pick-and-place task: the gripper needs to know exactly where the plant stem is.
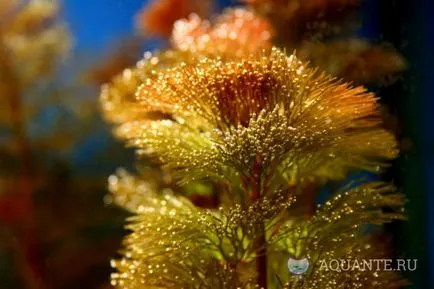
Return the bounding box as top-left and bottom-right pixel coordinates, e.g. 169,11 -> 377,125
301,183 -> 318,216
0,42 -> 44,289
250,156 -> 267,289
256,229 -> 268,289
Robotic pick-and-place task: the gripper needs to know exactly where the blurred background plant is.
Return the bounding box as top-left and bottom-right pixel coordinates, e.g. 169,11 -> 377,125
243,0 -> 407,84
0,0 -> 430,288
0,1 -> 71,288
0,1 -> 128,288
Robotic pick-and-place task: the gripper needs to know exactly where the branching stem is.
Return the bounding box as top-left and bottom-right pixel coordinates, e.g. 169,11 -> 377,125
250,155 -> 267,289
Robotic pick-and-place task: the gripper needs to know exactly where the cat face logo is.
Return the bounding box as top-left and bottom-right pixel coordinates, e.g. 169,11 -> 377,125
287,257 -> 310,275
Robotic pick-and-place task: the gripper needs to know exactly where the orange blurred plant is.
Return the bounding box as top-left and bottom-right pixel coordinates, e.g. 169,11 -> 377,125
135,0 -> 213,37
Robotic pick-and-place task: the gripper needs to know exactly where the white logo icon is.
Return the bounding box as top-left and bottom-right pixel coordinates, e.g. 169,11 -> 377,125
288,257 -> 310,275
